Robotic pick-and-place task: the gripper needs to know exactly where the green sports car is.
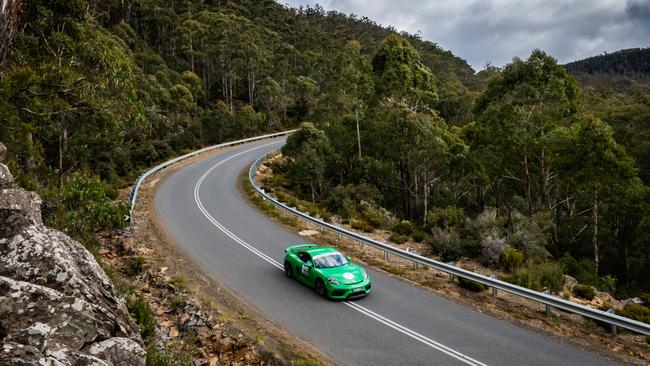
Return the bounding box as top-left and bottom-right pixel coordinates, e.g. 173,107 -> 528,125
283,244 -> 372,299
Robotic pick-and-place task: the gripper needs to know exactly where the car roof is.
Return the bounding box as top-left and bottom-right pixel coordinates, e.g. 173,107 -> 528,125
303,246 -> 338,256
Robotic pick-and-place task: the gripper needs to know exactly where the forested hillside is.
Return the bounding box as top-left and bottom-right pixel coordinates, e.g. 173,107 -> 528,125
1,0 -> 648,323
0,0 -> 478,246
565,48 -> 650,77
565,49 -> 650,186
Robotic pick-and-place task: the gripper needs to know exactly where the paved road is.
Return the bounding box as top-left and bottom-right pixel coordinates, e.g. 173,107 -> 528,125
155,138 -> 617,366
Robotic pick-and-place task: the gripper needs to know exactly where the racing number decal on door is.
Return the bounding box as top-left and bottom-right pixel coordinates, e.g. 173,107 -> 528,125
301,265 -> 308,275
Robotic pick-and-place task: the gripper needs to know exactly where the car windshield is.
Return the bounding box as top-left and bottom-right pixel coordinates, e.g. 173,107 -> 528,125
313,253 -> 348,268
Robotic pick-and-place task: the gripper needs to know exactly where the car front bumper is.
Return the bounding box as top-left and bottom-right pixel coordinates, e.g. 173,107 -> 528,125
326,277 -> 372,299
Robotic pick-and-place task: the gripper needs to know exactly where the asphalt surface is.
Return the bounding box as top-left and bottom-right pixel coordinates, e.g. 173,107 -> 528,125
154,138 -> 617,366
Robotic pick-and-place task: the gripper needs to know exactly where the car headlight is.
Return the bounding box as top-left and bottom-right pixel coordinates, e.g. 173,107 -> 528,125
327,277 -> 340,285
362,269 -> 368,280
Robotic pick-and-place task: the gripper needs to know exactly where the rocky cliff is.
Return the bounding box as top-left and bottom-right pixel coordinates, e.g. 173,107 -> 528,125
0,142 -> 146,365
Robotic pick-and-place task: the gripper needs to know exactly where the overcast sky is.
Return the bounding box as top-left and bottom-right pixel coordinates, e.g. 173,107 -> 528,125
280,0 -> 650,71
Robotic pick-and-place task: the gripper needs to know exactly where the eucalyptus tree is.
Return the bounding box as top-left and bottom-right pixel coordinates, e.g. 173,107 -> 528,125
551,116 -> 638,271
369,34 -> 441,220
473,50 -> 580,215
328,40 -> 373,158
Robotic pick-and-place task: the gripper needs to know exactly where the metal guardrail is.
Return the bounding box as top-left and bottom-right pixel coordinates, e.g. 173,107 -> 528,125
128,130 -> 296,220
249,149 -> 650,336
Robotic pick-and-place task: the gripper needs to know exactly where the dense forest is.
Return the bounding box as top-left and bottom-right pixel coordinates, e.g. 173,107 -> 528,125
565,48 -> 650,77
0,0 -> 483,246
1,0 -> 648,313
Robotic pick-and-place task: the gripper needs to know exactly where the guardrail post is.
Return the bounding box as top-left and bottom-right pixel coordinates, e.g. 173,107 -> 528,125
607,309 -> 618,336
491,274 -> 497,296
543,290 -> 552,317
448,262 -> 455,282
383,250 -> 388,261
411,251 -> 420,270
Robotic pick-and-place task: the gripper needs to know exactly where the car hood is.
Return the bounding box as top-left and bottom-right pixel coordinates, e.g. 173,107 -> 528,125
319,263 -> 365,285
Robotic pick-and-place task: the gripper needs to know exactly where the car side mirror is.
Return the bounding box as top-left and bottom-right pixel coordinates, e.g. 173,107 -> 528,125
346,256 -> 351,261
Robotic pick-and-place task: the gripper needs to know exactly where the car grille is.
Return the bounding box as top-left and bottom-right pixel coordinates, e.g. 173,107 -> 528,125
332,289 -> 346,297
347,291 -> 366,298
365,283 -> 372,290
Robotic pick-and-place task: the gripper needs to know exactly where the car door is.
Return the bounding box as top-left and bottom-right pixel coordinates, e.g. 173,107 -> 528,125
295,252 -> 313,285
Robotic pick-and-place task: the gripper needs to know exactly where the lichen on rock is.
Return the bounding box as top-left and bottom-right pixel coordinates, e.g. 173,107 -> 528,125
0,142 -> 145,366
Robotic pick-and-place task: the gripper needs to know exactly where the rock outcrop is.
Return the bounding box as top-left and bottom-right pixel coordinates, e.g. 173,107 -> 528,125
0,142 -> 145,365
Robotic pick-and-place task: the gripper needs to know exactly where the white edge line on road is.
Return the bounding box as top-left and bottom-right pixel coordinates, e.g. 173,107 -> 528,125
192,142 -> 487,366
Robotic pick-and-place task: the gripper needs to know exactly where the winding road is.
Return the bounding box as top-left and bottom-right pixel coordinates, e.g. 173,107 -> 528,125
154,137 -> 616,366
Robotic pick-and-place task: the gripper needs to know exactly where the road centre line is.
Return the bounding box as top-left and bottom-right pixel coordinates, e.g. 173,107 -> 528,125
192,143 -> 487,366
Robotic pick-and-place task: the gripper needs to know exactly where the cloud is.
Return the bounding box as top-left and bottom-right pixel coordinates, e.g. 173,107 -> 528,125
280,0 -> 650,70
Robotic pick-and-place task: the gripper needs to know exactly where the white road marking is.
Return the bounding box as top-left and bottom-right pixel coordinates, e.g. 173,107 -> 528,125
343,302 -> 487,366
192,142 -> 487,366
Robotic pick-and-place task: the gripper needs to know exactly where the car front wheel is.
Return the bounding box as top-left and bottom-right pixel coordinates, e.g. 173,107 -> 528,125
315,279 -> 327,297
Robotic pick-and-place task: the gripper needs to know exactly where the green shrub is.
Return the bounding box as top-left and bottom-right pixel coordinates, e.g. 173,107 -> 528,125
561,254 -> 599,286
127,256 -> 145,276
500,246 -> 525,272
389,233 -> 409,244
300,201 -> 322,217
411,230 -> 425,243
170,275 -> 185,289
127,295 -> 156,340
324,184 -> 382,216
103,184 -> 119,200
365,214 -> 382,229
598,275 -> 616,293
52,174 -> 130,240
429,228 -> 464,262
640,293 -> 650,307
506,261 -> 565,293
146,345 -> 171,366
426,206 -> 465,229
360,202 -> 396,229
351,219 -> 374,233
573,284 -> 596,300
351,219 -> 365,230
458,277 -> 488,292
392,220 -> 414,236
616,303 -> 650,324
171,294 -> 188,311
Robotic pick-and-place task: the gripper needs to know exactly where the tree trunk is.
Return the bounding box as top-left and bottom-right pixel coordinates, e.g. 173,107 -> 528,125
281,78 -> 287,119
592,191 -> 599,273
248,68 -> 254,106
58,119 -> 68,186
423,171 -> 428,225
355,108 -> 361,158
399,158 -> 409,219
25,131 -> 35,171
539,146 -> 548,210
523,144 -> 532,216
0,0 -> 20,73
